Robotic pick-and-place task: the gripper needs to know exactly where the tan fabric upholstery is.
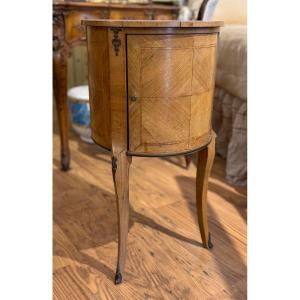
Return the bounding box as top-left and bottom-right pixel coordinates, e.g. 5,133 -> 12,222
213,87 -> 247,186
213,25 -> 247,186
216,25 -> 247,100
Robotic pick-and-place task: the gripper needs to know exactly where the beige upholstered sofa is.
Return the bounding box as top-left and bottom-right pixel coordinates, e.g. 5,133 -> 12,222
213,25 -> 247,186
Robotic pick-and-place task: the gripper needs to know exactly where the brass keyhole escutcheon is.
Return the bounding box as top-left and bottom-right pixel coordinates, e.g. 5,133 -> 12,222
130,96 -> 138,102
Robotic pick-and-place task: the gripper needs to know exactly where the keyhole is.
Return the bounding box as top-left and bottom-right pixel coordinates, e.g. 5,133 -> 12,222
130,96 -> 137,102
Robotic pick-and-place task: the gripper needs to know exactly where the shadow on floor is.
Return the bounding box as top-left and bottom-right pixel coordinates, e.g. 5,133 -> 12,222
53,163 -> 202,281
175,174 -> 247,299
176,174 -> 247,222
53,122 -> 246,296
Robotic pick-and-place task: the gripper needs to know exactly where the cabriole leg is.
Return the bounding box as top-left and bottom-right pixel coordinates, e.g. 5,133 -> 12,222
196,133 -> 216,249
112,152 -> 131,284
53,48 -> 70,171
185,154 -> 193,169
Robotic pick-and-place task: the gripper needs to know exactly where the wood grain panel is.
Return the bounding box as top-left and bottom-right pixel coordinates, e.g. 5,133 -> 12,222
139,97 -> 190,152
86,27 -> 111,149
190,91 -> 213,140
108,29 -> 128,154
140,48 -> 193,98
192,43 -> 217,94
109,10 -> 145,20
128,34 -> 194,48
193,33 -> 217,47
127,34 -> 217,154
128,100 -> 141,152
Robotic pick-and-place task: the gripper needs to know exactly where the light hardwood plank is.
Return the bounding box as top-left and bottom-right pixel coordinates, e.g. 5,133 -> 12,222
53,119 -> 247,299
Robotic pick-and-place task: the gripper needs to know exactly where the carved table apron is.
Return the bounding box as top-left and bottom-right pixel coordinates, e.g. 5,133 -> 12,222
53,2 -> 180,171
83,19 -> 223,284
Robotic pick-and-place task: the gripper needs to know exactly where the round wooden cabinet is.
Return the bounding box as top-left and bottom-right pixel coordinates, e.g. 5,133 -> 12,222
84,20 -> 222,156
83,20 -> 223,284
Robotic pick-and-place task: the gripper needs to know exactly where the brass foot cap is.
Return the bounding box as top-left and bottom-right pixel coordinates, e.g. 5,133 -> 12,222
208,232 -> 213,249
114,272 -> 122,285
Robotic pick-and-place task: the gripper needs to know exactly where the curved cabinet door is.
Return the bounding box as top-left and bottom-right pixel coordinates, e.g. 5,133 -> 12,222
127,33 -> 217,155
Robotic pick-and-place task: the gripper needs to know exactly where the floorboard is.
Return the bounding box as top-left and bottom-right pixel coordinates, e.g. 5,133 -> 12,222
53,121 -> 247,300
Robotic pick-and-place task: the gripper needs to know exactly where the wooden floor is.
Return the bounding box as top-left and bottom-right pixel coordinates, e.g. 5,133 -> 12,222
53,123 -> 247,300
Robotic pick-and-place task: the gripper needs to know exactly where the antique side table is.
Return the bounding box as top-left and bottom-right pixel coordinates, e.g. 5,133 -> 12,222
83,19 -> 223,284
53,2 -> 179,171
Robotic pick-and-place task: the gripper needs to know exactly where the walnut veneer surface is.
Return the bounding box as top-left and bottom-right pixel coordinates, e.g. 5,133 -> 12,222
84,20 -> 222,155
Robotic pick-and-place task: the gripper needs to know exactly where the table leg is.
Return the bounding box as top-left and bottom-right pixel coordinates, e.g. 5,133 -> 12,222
185,154 -> 193,169
196,133 -> 216,249
53,48 -> 70,171
112,152 -> 132,284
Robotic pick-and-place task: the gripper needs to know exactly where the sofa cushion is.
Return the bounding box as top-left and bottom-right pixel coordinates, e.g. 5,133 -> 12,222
216,25 -> 247,101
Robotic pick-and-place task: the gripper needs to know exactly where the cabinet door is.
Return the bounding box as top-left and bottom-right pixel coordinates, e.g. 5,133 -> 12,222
127,34 -> 217,154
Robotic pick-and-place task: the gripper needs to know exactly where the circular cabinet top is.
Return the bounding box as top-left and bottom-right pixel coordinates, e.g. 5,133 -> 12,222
82,19 -> 223,28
